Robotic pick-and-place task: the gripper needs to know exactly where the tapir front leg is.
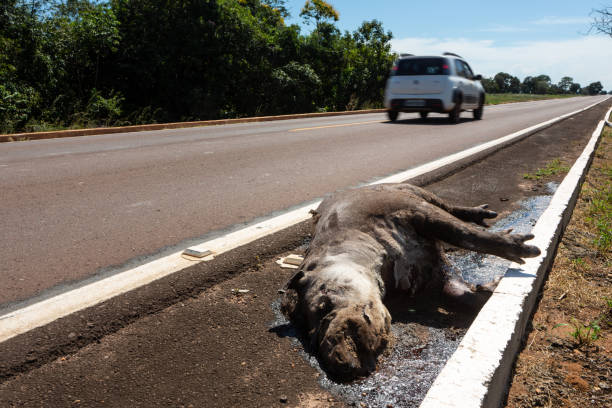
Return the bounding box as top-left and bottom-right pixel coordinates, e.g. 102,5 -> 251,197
441,275 -> 498,308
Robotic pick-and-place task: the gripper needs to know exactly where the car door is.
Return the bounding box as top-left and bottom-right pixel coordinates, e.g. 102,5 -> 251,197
459,61 -> 479,107
453,60 -> 473,107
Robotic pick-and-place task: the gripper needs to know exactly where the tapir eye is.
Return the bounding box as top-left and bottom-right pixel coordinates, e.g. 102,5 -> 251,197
286,270 -> 305,290
316,295 -> 334,318
362,310 -> 371,324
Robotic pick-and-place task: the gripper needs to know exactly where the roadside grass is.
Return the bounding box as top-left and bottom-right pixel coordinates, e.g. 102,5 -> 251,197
505,119 -> 611,407
549,126 -> 611,344
523,158 -> 570,180
485,93 -> 578,105
585,157 -> 612,252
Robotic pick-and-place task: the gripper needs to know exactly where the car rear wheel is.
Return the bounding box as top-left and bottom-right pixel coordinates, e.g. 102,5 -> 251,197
448,100 -> 461,124
473,95 -> 484,120
388,110 -> 399,122
419,112 -> 428,119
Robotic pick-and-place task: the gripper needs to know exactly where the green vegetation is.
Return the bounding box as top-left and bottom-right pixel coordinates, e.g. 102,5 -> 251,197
552,127 -> 612,349
0,0 -> 395,133
570,257 -> 587,269
555,318 -> 602,346
582,127 -> 612,253
1,1 -> 608,134
554,295 -> 612,347
605,297 -> 612,322
481,73 -> 606,96
586,178 -> 612,251
523,158 -> 570,180
485,93 -> 576,105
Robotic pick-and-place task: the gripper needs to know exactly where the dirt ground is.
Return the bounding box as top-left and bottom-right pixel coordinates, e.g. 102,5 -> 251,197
0,102 -> 610,407
504,123 -> 612,407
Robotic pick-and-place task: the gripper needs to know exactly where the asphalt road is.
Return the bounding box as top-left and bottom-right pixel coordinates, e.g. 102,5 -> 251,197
1,100 -> 609,408
0,96 -> 608,307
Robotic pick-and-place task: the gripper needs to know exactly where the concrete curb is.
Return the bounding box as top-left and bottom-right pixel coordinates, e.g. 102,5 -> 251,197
419,106 -> 612,408
0,109 -> 385,143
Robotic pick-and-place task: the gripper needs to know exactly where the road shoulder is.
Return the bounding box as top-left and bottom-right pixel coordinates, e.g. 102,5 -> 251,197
504,117 -> 611,408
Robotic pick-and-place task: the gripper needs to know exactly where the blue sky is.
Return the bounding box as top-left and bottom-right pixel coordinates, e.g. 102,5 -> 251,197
283,1 -> 612,90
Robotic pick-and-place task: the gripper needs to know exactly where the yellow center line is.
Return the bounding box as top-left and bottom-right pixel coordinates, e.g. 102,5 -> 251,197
289,120 -> 384,132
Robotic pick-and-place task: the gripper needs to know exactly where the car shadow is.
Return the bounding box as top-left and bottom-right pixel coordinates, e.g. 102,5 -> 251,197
385,116 -> 474,126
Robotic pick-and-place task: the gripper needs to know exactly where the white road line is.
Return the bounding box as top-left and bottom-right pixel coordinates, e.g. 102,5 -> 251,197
289,120 -> 384,132
0,97 -> 608,344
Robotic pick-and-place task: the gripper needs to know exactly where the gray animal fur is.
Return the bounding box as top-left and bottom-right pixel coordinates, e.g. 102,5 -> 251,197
281,183 -> 540,381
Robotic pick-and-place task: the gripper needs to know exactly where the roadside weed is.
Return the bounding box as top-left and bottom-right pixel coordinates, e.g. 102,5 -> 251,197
585,173 -> 611,253
523,159 -> 570,180
604,297 -> 612,326
554,296 -> 611,346
555,318 -> 602,346
603,163 -> 612,179
593,217 -> 611,251
570,257 -> 587,269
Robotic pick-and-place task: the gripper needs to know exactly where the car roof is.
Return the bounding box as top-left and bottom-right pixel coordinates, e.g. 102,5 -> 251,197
398,53 -> 464,60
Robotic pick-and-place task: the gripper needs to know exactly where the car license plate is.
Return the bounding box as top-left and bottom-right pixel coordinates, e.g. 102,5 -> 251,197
403,99 -> 425,107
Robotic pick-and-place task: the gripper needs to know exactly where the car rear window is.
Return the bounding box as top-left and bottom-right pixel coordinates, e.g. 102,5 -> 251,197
393,58 -> 449,76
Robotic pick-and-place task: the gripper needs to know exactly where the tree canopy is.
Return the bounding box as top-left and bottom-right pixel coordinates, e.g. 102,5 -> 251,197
480,73 -> 605,96
0,0 -> 395,133
590,6 -> 612,37
300,0 -> 339,25
0,1 -> 607,134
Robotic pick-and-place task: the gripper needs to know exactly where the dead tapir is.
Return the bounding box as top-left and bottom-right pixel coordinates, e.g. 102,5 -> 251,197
281,183 -> 540,381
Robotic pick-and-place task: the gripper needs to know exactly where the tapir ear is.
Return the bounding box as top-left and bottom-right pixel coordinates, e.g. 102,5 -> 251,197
281,270 -> 306,323
309,209 -> 321,224
285,270 -> 305,290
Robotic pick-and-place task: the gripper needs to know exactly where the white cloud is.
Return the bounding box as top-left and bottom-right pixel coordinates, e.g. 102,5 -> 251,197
478,24 -> 529,33
475,16 -> 591,33
530,16 -> 592,25
390,36 -> 612,90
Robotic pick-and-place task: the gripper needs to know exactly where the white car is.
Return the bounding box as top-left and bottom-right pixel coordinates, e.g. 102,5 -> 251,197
384,53 -> 485,123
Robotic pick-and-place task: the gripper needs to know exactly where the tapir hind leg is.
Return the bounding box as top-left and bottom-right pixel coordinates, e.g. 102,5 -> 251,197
391,184 -> 498,226
393,202 -> 541,264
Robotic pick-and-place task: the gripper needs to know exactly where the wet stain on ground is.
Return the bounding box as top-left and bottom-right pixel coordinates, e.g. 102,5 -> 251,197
450,182 -> 557,286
